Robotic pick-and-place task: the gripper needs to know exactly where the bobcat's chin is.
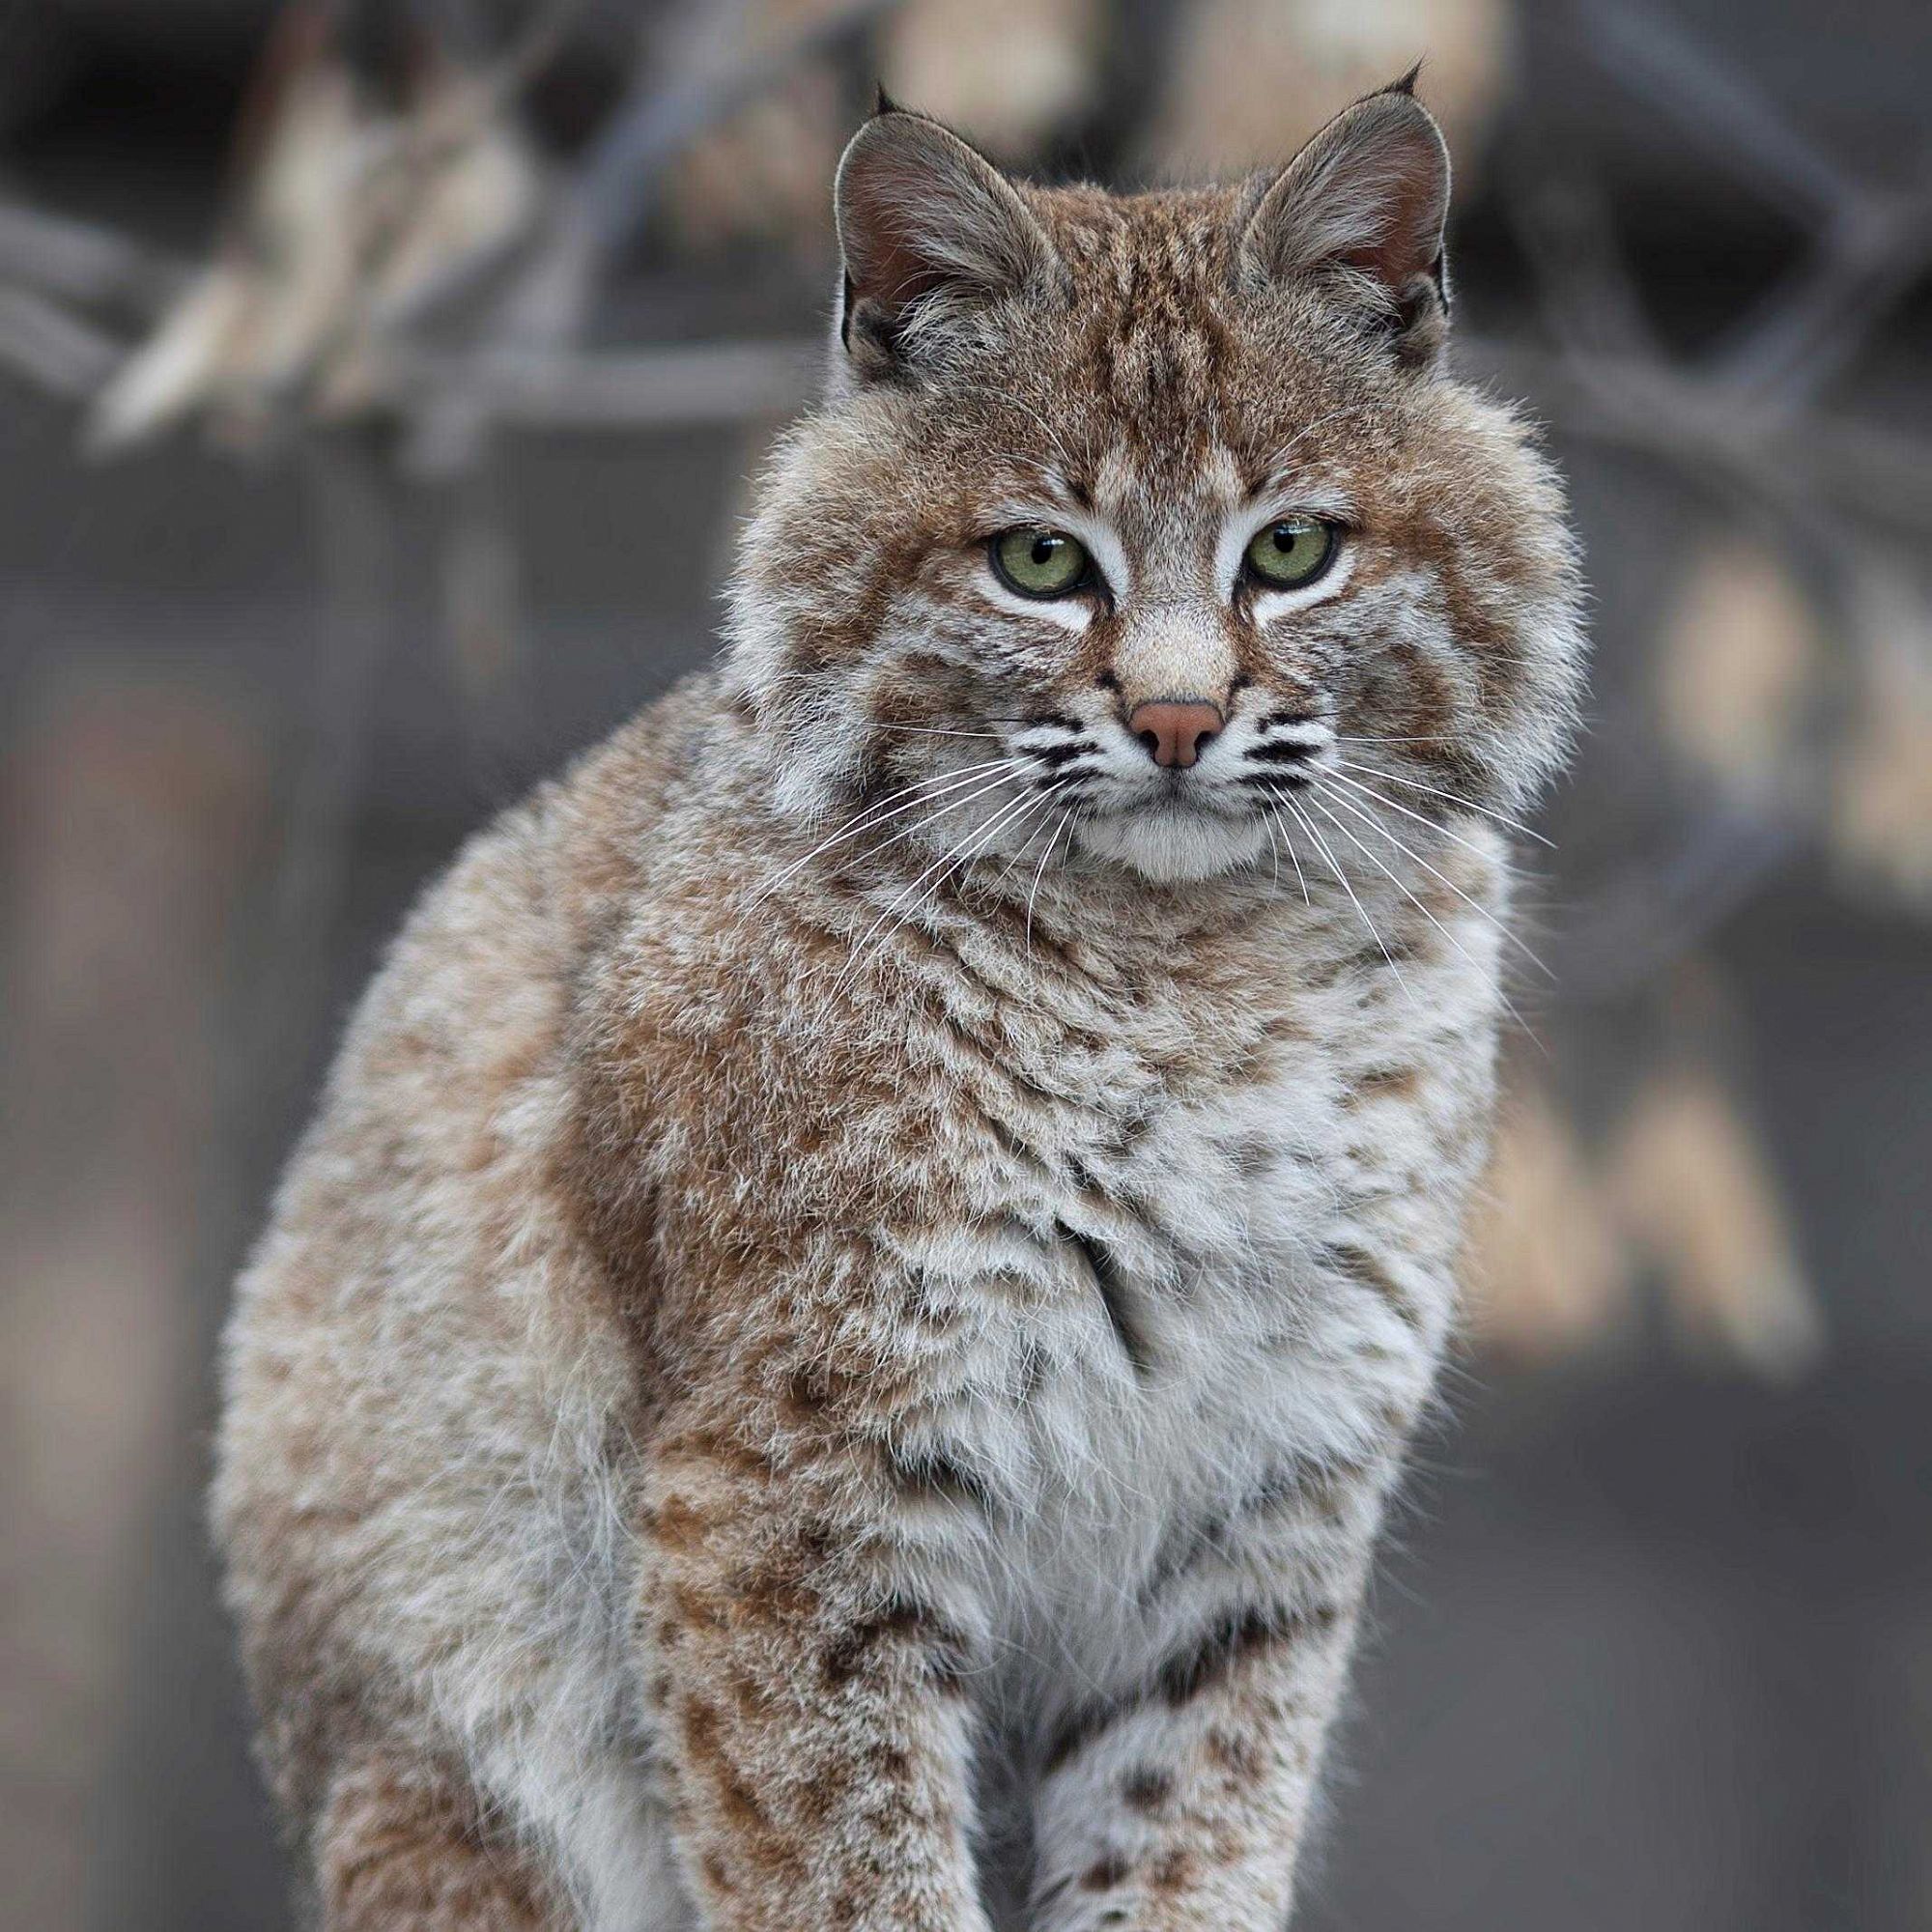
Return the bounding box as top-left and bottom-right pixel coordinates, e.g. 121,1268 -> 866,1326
1075,804 -> 1272,884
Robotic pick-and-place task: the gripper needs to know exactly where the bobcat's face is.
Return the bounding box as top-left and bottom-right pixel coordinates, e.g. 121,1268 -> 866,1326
726,98 -> 1583,885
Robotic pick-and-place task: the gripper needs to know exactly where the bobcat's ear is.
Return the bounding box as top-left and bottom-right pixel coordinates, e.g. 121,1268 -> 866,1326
833,105 -> 1054,384
1236,76 -> 1452,366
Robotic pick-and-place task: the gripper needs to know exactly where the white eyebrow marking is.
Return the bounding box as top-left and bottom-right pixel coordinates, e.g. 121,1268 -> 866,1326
978,575 -> 1094,633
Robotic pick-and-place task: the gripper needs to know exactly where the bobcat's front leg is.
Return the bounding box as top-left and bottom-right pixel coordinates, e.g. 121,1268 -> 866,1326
1030,1438 -> 1405,1930
639,1420 -> 992,1932
1025,1195 -> 1463,1928
1031,1591 -> 1363,1929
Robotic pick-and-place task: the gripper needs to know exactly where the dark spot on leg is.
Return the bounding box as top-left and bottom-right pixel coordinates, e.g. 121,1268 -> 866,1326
821,1598 -> 974,1692
1351,1064 -> 1421,1104
1205,1726 -> 1265,1780
1148,1848 -> 1196,1892
1080,1854 -> 1132,1892
1121,1765 -> 1175,1813
1156,1602 -> 1338,1707
1042,1693 -> 1116,1776
1327,1241 -> 1426,1329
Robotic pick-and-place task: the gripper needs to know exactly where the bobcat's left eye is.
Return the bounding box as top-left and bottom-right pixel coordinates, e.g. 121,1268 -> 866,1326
991,528 -> 1092,599
1244,517 -> 1340,590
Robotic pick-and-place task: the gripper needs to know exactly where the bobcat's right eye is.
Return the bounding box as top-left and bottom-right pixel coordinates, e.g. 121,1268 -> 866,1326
991,528 -> 1092,599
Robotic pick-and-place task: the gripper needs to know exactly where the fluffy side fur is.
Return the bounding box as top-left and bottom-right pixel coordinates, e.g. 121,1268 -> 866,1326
214,87 -> 1584,1932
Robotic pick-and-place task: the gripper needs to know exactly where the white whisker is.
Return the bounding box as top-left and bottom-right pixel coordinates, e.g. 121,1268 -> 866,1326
1312,780 -> 1554,981
1025,809 -> 1077,958
1269,785 -> 1410,1002
1261,796 -> 1311,907
839,785 -> 1043,992
1301,792 -> 1544,1051
1321,764 -> 1529,876
991,787 -> 1066,890
889,787 -> 1048,968
787,755 -> 1022,860
1258,802 -> 1283,895
754,756 -> 1035,902
856,763 -> 1042,868
1329,756 -> 1555,849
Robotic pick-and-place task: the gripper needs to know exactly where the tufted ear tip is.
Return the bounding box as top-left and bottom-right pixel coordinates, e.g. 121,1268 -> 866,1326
832,108 -> 1053,382
1236,78 -> 1453,363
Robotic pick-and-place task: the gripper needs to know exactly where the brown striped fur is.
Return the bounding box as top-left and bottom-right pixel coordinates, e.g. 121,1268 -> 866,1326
215,84 -> 1583,1930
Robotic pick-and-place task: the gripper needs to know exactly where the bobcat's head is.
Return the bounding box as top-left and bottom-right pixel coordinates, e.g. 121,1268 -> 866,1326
725,82 -> 1583,886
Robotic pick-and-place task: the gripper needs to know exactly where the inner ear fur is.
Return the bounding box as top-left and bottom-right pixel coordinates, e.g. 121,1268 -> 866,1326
833,106 -> 1055,378
1236,79 -> 1453,363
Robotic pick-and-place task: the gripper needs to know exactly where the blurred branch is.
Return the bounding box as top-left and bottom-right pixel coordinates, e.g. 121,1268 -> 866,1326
1489,11 -> 1932,982
1569,0 -> 1861,215
397,336 -> 815,428
1551,809 -> 1801,1001
1502,168 -> 1663,363
1714,178 -> 1932,403
0,287 -> 125,398
463,0 -> 594,119
1465,336 -> 1932,534
0,198 -> 185,315
400,0 -> 895,468
569,0 -> 894,267
430,0 -> 895,355
0,0 -> 1919,521
1568,0 -> 1932,411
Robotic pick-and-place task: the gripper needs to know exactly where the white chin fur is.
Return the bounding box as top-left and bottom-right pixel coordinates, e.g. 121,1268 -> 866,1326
1075,807 -> 1271,883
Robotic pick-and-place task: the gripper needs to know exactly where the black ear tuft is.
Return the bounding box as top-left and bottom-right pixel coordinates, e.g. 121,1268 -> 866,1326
1236,82 -> 1453,367
832,110 -> 1054,384
873,82 -> 902,118
1385,60 -> 1424,99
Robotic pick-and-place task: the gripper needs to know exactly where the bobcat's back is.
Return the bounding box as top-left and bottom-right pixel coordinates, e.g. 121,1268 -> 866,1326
213,680 -> 711,1919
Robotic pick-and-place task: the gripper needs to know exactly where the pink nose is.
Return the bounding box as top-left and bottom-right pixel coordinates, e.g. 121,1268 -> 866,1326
1128,699 -> 1224,769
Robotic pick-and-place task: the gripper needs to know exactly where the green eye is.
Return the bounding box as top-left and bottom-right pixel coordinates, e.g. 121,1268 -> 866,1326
991,528 -> 1092,599
1244,517 -> 1339,589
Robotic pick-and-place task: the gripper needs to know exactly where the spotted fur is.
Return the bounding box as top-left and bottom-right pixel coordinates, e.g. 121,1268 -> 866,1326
214,84 -> 1584,1931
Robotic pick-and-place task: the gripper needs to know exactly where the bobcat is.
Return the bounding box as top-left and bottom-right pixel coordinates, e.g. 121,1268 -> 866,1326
214,81 -> 1584,1932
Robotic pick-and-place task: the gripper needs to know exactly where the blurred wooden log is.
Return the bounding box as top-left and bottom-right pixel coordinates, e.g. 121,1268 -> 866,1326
1828,562 -> 1932,910
1465,1073 -> 1634,1364
1654,534 -> 1822,805
1609,1059 -> 1824,1380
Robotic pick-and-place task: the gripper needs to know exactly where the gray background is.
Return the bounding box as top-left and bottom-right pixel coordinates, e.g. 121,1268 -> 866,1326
2,2 -> 1927,1927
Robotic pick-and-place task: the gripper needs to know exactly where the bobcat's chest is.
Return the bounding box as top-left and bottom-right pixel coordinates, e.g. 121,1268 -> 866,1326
924,1037 -> 1410,1671
865,910 -> 1487,1704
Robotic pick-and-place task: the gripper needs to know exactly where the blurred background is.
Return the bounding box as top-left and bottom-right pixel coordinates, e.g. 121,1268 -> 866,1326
2,1 -> 1929,1926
